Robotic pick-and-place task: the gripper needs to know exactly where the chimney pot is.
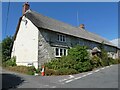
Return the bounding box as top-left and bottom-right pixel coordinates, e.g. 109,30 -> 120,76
22,2 -> 30,15
80,24 -> 85,29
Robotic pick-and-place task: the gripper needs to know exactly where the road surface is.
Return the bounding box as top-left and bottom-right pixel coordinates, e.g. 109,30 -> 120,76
1,64 -> 119,89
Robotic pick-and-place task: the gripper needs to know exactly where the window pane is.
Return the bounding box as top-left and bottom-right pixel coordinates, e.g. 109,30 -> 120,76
57,35 -> 60,41
60,49 -> 63,56
64,49 -> 66,56
56,48 -> 59,56
60,35 -> 63,41
63,36 -> 65,42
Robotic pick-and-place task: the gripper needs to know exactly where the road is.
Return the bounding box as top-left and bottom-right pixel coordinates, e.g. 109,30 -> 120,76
1,64 -> 119,89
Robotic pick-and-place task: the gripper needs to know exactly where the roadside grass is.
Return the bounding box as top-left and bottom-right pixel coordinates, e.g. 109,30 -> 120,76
2,65 -> 38,75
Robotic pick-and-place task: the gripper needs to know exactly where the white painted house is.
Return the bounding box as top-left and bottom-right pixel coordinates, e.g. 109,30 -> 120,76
11,3 -> 120,69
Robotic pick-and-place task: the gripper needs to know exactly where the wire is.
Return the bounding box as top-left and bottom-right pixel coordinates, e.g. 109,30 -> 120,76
5,0 -> 10,36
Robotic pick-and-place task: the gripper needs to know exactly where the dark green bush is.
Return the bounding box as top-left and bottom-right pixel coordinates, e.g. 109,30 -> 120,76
55,68 -> 79,75
68,45 -> 89,62
45,68 -> 56,76
74,61 -> 93,72
107,57 -> 115,65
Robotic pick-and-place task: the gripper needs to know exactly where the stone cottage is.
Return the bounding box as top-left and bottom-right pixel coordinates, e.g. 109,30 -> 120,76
11,3 -> 120,69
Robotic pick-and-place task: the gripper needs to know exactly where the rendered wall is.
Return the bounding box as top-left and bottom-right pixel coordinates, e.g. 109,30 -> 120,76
11,16 -> 39,68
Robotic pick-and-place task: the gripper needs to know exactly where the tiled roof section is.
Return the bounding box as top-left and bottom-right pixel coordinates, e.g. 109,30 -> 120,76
25,10 -> 115,47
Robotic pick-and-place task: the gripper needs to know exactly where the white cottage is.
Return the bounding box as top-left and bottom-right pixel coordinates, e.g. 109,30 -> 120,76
11,3 -> 120,69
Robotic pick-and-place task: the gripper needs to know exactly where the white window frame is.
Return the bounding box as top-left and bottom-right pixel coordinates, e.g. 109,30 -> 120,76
57,34 -> 66,42
54,47 -> 68,57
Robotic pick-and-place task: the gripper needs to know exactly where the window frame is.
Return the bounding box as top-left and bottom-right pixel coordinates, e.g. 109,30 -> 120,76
54,47 -> 68,57
57,34 -> 66,42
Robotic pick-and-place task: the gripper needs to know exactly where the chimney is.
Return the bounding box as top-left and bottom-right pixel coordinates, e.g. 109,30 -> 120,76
22,2 -> 30,15
79,24 -> 85,29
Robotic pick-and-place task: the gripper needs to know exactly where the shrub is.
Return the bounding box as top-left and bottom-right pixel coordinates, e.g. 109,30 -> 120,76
107,57 -> 115,65
27,66 -> 36,75
45,68 -> 56,76
5,56 -> 17,67
44,45 -> 93,75
112,58 -> 120,64
73,60 -> 93,72
68,45 -> 89,62
91,55 -> 102,68
45,56 -> 77,70
55,68 -> 79,75
117,58 -> 120,64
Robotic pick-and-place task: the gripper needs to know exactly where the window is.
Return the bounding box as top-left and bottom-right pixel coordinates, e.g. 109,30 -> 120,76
55,48 -> 67,57
55,48 -> 59,56
57,34 -> 66,42
64,49 -> 67,56
60,49 -> 63,56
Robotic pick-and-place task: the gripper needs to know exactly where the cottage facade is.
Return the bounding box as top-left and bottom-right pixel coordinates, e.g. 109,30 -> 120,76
11,3 -> 120,69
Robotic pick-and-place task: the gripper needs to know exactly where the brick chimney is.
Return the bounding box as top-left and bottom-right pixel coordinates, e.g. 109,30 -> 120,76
79,24 -> 85,29
22,2 -> 30,15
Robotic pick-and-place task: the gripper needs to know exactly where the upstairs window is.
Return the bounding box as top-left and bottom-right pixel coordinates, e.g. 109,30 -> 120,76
57,34 -> 66,42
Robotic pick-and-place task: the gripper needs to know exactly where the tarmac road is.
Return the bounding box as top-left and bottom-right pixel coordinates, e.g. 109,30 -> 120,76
1,64 -> 119,89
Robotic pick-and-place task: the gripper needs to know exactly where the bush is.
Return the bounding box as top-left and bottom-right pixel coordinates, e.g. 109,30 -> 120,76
68,45 -> 89,62
45,56 -> 77,70
117,58 -> 120,64
91,55 -> 102,68
73,61 -> 93,72
55,68 -> 79,75
45,68 -> 56,76
27,66 -> 36,75
112,58 -> 120,64
5,56 -> 17,67
44,45 -> 93,75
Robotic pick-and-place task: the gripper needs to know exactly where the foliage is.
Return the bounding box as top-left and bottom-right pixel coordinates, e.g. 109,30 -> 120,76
100,49 -> 109,66
3,66 -> 29,74
44,45 -> 93,75
73,60 -> 93,72
45,68 -> 78,76
91,55 -> 102,68
27,66 -> 36,75
2,36 -> 13,62
3,65 -> 36,75
98,42 -> 110,66
68,45 -> 89,62
55,68 -> 79,75
45,56 -> 76,70
5,56 -> 17,67
45,68 -> 56,76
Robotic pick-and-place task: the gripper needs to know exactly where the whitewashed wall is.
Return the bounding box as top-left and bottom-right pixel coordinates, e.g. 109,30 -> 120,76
11,16 -> 39,69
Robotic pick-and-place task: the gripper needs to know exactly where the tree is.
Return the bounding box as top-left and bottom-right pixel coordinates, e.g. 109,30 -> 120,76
2,36 -> 13,62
